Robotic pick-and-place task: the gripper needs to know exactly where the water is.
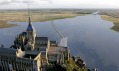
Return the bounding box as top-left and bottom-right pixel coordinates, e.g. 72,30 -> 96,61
0,15 -> 119,71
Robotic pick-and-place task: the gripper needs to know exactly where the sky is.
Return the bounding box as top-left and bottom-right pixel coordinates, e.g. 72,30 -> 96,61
0,0 -> 119,9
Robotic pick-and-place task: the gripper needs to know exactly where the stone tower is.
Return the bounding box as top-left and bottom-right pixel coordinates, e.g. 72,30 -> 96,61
26,17 -> 36,50
26,17 -> 36,40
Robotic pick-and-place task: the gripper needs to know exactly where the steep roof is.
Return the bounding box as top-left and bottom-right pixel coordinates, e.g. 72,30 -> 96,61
26,17 -> 35,32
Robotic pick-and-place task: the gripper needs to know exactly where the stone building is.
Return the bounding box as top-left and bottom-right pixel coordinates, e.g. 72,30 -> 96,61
13,16 -> 70,62
1,16 -> 70,71
48,46 -> 70,64
0,47 -> 41,71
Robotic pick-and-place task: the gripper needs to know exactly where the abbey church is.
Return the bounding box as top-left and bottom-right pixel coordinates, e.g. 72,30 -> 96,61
0,16 -> 70,71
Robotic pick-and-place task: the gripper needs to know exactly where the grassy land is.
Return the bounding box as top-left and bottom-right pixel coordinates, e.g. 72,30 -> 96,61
65,58 -> 87,71
0,12 -> 83,22
46,58 -> 88,71
99,9 -> 119,32
0,10 -> 86,28
1,9 -> 119,29
101,15 -> 119,32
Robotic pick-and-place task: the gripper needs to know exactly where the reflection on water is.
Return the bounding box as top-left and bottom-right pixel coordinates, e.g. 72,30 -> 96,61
0,15 -> 119,71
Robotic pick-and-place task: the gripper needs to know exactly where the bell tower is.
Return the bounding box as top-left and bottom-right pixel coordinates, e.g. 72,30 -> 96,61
26,17 -> 36,41
25,3 -> 36,50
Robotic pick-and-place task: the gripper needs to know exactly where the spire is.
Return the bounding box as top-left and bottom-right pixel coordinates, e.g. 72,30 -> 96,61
26,2 -> 35,32
28,3 -> 31,25
26,17 -> 35,31
28,16 -> 31,25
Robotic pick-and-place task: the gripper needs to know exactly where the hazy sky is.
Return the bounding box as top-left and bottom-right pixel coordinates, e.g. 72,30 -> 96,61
0,0 -> 119,9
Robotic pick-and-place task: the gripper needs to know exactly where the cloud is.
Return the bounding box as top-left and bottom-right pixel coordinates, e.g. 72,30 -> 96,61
0,0 -> 53,9
0,0 -> 36,5
0,0 -> 47,5
0,0 -> 119,9
40,0 -> 53,3
10,0 -> 36,4
0,0 -> 11,5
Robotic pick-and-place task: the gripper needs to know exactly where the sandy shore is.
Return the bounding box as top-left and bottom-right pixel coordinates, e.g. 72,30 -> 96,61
0,21 -> 17,28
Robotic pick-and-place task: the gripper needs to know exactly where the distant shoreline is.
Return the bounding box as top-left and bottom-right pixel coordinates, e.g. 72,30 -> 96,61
1,14 -> 119,31
0,10 -> 87,22
0,11 -> 86,28
101,15 -> 119,32
0,21 -> 17,28
0,14 -> 82,28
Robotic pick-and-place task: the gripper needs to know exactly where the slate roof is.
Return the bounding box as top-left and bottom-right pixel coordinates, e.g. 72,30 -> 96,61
0,48 -> 16,55
24,54 -> 37,59
35,37 -> 48,41
26,19 -> 35,32
22,32 -> 27,35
